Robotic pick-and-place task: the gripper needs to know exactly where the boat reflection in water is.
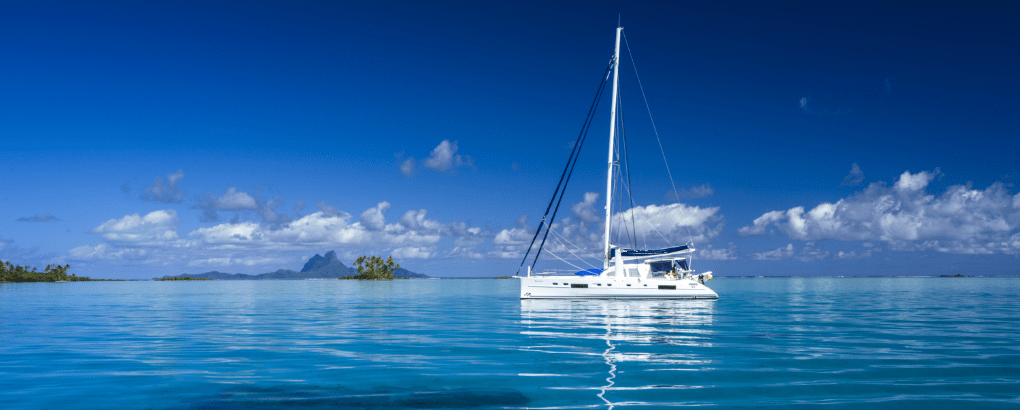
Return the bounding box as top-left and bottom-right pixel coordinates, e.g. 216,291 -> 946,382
519,299 -> 715,409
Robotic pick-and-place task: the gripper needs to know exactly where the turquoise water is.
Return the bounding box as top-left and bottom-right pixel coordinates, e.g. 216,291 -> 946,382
2,278 -> 1019,409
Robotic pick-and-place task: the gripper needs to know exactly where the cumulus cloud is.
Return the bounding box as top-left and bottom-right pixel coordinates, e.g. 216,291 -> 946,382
359,201 -> 391,231
400,140 -> 475,176
91,209 -> 181,245
610,203 -> 723,245
16,214 -> 58,222
490,216 -> 536,258
835,249 -> 875,259
841,163 -> 865,187
424,140 -> 474,172
752,242 -> 831,262
70,199 -> 496,273
698,243 -> 737,260
571,192 -> 602,223
753,244 -> 795,260
391,247 -> 436,259
141,170 -> 185,203
195,187 -> 258,222
492,200 -> 724,262
739,169 -> 1020,255
400,158 -> 416,177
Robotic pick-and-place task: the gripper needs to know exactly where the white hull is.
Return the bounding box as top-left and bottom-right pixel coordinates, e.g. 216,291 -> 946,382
519,276 -> 717,299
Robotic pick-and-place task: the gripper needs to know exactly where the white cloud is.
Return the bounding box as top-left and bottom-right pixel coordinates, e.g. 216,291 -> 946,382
359,201 -> 391,231
739,169 -> 1020,255
399,209 -> 445,232
447,246 -> 486,259
571,192 -> 602,223
610,203 -> 722,244
738,210 -> 786,236
841,163 -> 865,187
141,170 -> 185,203
835,249 -> 874,259
491,201 -> 724,261
490,216 -> 536,259
69,243 -> 147,261
423,140 -> 474,172
698,243 -> 737,260
893,168 -> 937,192
391,247 -> 436,259
751,242 -> 830,261
91,209 -> 180,245
493,226 -> 533,246
400,158 -> 416,177
71,199 -> 497,272
795,242 -> 829,261
753,244 -> 795,260
216,188 -> 257,210
194,188 -> 263,223
186,256 -> 290,267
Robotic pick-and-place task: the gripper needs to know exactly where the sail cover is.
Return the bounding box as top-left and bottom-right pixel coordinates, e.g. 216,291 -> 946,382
616,245 -> 691,258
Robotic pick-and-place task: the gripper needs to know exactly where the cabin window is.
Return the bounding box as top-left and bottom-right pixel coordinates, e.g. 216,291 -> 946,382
552,283 -> 558,285
597,283 -> 602,286
628,268 -> 640,277
659,285 -> 676,290
608,284 -> 612,286
571,284 -> 588,288
626,284 -> 631,287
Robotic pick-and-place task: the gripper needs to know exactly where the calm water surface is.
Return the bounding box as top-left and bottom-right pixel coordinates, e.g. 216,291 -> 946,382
2,278 -> 1018,409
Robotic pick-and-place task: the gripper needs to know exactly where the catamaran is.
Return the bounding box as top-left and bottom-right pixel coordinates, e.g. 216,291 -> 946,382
517,25 -> 718,299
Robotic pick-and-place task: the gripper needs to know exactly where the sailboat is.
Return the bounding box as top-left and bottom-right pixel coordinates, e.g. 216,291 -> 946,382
517,25 -> 718,300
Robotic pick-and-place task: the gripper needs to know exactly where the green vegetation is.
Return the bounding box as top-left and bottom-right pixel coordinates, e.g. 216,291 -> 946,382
155,276 -> 211,281
0,262 -> 96,282
340,255 -> 403,280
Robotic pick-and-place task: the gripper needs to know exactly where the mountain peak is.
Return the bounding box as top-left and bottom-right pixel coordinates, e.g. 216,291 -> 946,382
300,250 -> 341,272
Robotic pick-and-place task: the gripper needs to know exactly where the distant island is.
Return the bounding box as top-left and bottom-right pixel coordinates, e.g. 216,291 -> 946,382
0,261 -> 117,282
155,276 -> 211,281
157,251 -> 429,280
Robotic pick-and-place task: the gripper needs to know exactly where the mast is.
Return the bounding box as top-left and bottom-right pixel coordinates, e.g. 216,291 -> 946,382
603,26 -> 622,268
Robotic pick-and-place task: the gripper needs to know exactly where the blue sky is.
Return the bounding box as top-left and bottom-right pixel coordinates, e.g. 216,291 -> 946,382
2,1 -> 1018,278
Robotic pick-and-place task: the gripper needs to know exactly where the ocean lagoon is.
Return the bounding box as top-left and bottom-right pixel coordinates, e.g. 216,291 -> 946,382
2,277 -> 1018,409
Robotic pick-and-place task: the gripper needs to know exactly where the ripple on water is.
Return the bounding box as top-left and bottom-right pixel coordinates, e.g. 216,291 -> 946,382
1,278 -> 1019,409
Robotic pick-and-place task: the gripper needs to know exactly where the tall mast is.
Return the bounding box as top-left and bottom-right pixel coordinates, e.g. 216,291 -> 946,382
603,26 -> 622,267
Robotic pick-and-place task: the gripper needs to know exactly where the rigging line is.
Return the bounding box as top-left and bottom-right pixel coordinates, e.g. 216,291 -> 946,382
618,86 -> 643,249
622,32 -> 694,245
543,248 -> 585,271
531,63 -> 611,272
516,59 -> 613,276
543,221 -> 600,268
543,220 -> 602,263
